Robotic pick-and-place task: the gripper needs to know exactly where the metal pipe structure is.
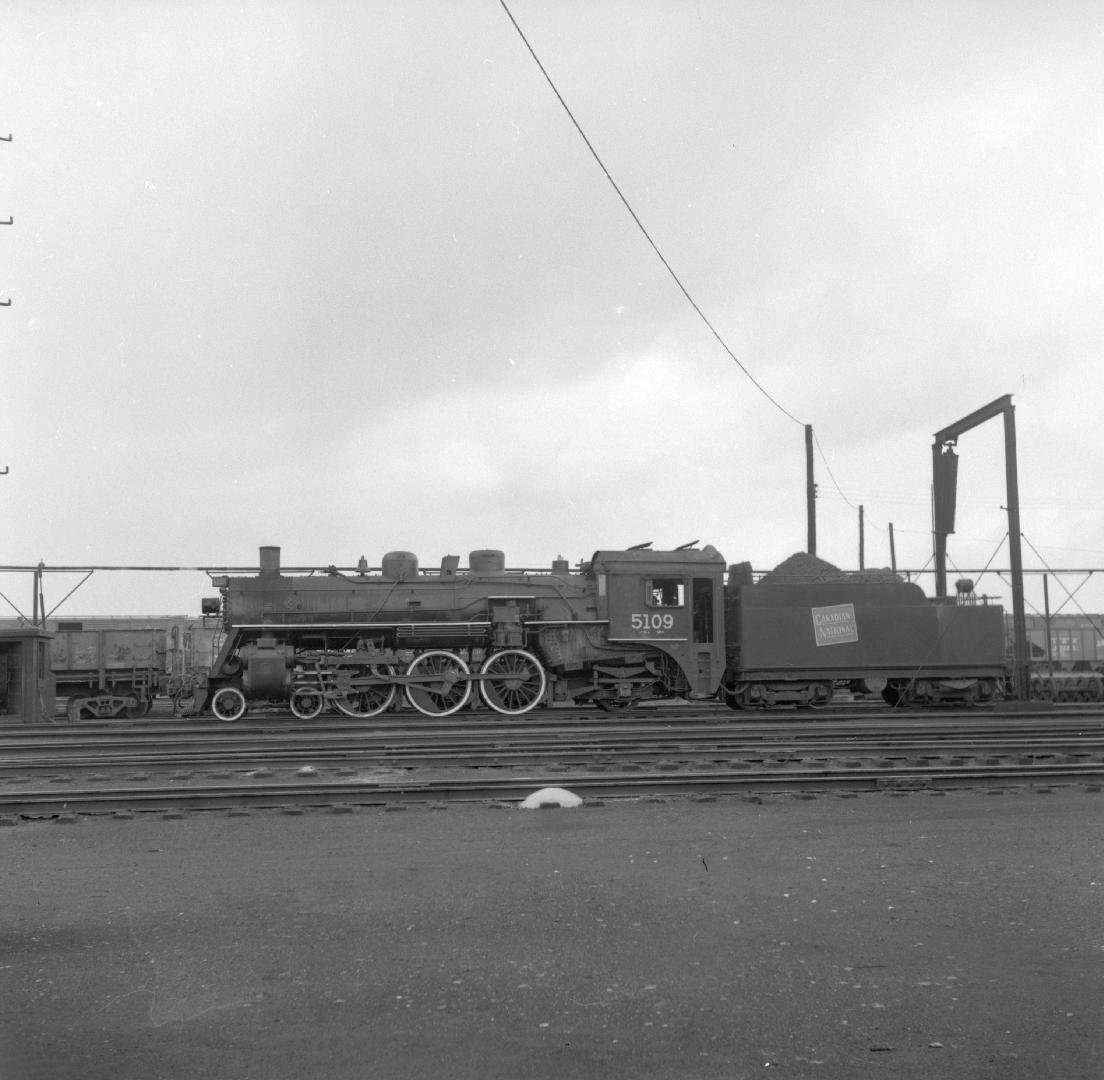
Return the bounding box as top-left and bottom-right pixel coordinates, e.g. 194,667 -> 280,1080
931,394 -> 1029,697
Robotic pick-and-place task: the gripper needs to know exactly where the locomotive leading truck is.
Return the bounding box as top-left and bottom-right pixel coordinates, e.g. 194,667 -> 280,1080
187,544 -> 1007,719
189,544 -> 728,720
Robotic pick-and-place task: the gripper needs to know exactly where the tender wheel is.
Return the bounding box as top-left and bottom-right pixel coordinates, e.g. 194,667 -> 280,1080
722,680 -> 751,711
404,651 -> 471,716
289,685 -> 325,719
806,681 -> 833,709
479,649 -> 546,716
211,686 -> 247,721
333,664 -> 397,718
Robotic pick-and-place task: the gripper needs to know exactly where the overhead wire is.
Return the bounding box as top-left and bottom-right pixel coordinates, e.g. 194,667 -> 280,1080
1022,534 -> 1104,636
812,432 -> 1000,545
499,1 -> 1005,559
811,430 -> 859,512
498,0 -> 805,428
946,535 -> 1006,597
813,430 -> 932,541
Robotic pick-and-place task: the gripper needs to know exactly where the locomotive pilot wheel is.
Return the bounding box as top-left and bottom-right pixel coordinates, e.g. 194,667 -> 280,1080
210,686 -> 247,722
333,663 -> 397,718
479,649 -> 547,715
289,685 -> 325,720
403,650 -> 472,717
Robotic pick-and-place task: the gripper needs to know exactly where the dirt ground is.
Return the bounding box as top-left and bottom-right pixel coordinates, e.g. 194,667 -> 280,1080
3,786 -> 1102,1080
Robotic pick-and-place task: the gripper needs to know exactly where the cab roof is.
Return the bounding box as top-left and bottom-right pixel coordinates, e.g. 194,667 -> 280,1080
588,545 -> 725,574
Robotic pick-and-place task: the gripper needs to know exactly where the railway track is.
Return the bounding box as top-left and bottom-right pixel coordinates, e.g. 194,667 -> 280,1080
3,705 -> 1103,817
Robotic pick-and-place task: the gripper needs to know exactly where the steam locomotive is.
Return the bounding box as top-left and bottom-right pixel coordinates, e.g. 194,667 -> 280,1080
186,543 -> 1007,719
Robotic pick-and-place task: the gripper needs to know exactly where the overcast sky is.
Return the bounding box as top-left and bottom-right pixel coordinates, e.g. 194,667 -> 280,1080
2,0 -> 1103,620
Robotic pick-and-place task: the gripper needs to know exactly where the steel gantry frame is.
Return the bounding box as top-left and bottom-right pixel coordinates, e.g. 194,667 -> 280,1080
932,394 -> 1029,698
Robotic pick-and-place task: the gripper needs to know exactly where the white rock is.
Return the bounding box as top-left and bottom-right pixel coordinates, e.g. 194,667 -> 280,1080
519,787 -> 583,809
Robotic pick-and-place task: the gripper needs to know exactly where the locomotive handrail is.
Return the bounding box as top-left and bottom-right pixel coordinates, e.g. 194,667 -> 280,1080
608,637 -> 689,643
523,619 -> 609,625
232,620 -> 492,628
0,564 -> 585,574
3,563 -> 1103,577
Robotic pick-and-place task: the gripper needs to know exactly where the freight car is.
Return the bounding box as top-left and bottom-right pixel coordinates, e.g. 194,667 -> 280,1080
187,544 -> 727,720
719,554 -> 1007,708
1028,669 -> 1104,703
186,544 -> 1008,719
51,626 -> 166,719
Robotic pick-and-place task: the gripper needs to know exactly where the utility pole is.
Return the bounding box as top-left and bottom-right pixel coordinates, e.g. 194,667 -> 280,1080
1,130 -> 10,310
805,424 -> 816,555
2,131 -> 10,473
858,505 -> 865,570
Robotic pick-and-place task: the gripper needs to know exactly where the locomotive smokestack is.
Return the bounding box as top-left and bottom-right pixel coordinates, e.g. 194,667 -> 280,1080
259,546 -> 281,576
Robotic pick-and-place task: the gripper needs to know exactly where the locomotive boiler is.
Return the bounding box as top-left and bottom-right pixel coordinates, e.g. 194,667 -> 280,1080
190,544 -> 727,720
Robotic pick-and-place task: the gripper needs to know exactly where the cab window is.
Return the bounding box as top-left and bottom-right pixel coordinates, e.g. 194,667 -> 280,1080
646,578 -> 685,607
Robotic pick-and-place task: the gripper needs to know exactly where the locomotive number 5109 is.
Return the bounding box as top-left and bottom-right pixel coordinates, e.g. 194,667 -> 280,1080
630,613 -> 676,632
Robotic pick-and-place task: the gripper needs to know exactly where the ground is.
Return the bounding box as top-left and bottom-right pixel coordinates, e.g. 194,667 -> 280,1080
2,787 -> 1102,1080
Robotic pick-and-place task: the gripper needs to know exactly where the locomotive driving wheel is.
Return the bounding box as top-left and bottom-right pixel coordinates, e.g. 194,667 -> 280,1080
333,664 -> 397,718
479,649 -> 547,716
211,686 -> 247,722
404,651 -> 472,716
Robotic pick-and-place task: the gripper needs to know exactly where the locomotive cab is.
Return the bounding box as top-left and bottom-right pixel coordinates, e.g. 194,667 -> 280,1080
587,546 -> 727,704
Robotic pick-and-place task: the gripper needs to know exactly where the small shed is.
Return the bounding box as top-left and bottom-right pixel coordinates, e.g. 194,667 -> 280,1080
0,627 -> 56,724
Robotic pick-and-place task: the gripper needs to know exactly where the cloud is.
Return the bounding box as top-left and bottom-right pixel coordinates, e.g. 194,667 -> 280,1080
4,1 -> 1104,619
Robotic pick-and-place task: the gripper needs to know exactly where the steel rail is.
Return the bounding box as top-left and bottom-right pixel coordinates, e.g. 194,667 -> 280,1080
5,716 -> 1104,773
6,737 -> 1104,774
6,732 -> 1104,774
12,698 -> 1104,735
6,710 -> 1104,745
2,762 -> 1103,817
